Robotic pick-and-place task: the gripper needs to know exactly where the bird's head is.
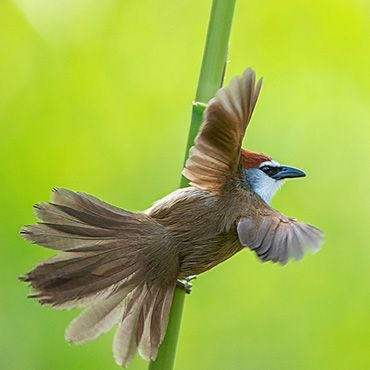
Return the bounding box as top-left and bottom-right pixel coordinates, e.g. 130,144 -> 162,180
241,149 -> 306,204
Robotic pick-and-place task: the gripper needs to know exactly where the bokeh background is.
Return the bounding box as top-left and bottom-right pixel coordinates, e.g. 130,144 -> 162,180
1,0 -> 369,369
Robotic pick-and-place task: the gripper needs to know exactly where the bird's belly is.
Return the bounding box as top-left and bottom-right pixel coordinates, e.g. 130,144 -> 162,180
177,230 -> 243,278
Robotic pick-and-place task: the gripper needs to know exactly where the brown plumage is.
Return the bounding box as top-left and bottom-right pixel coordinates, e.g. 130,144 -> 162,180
20,68 -> 323,367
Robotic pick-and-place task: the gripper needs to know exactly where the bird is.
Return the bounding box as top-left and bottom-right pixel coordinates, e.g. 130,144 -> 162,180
20,68 -> 323,367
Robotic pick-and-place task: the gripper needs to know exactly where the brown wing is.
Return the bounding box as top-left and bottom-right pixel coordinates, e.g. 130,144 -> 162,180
182,68 -> 263,194
237,204 -> 324,265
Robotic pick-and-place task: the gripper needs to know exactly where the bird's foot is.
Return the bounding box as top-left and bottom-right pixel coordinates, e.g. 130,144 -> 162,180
176,275 -> 197,294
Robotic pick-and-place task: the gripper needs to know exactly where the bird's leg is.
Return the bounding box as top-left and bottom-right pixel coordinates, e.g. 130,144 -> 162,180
176,275 -> 197,294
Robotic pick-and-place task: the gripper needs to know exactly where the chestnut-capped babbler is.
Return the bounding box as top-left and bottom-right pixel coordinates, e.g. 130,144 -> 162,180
20,68 -> 323,367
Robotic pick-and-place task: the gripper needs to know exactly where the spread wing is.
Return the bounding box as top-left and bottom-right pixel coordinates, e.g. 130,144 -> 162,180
182,68 -> 263,194
237,203 -> 324,265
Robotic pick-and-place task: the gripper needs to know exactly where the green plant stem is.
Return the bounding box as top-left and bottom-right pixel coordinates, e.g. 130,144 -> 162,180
149,1 -> 236,369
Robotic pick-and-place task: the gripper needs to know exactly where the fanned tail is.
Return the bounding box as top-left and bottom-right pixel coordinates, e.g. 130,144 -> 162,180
20,188 -> 177,366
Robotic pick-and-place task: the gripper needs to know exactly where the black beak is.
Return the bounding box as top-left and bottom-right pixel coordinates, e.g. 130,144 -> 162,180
271,166 -> 306,180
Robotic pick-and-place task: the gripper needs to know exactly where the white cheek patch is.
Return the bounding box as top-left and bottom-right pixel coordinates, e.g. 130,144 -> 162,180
244,168 -> 284,204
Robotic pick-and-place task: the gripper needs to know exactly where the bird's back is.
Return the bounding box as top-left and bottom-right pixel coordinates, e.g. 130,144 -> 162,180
146,184 -> 251,276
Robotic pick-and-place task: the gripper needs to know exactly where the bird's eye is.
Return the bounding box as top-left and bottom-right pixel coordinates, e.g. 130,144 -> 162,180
261,166 -> 270,172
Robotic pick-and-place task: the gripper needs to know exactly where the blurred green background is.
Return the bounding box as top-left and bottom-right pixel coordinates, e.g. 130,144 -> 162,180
1,0 -> 369,369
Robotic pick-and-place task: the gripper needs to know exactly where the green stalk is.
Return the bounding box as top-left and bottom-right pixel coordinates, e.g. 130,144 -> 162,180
149,1 -> 236,369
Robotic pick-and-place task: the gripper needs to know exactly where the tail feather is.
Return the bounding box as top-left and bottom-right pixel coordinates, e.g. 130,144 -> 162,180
65,289 -> 128,344
21,223 -> 119,250
160,287 -> 174,341
22,192 -> 151,252
20,188 -> 178,366
138,287 -> 163,360
113,284 -> 148,367
52,188 -> 133,218
20,246 -> 142,307
113,283 -> 175,367
138,285 -> 174,361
